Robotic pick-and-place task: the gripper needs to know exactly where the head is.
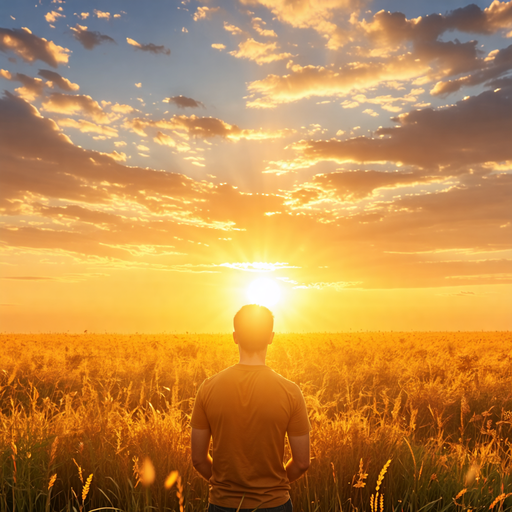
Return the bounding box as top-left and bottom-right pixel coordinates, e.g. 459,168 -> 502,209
233,304 -> 274,354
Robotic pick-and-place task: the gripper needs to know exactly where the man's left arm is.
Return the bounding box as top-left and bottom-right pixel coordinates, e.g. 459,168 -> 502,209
191,427 -> 213,481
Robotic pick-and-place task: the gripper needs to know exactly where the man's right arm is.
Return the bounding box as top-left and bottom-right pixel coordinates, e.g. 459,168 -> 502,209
191,427 -> 213,481
285,433 -> 310,483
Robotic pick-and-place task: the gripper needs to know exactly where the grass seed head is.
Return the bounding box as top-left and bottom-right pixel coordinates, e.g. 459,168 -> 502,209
48,473 -> 57,490
82,474 -> 93,502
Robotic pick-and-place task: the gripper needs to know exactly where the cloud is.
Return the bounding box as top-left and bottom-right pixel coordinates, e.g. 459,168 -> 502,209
252,17 -> 277,37
38,69 -> 79,91
361,2 -> 512,50
229,38 -> 293,65
0,27 -> 70,67
347,89 -> 425,113
163,95 -> 204,109
127,113 -> 294,141
0,70 -> 45,101
41,93 -> 111,124
246,57 -> 429,108
431,44 -> 512,96
212,43 -> 226,50
126,37 -> 170,55
270,87 -> 512,172
110,103 -> 135,114
224,22 -> 243,35
70,24 -> 115,50
45,11 -> 65,24
239,0 -> 359,49
1,68 -> 80,100
243,3 -> 512,107
287,170 -> 443,205
56,118 -> 118,137
93,10 -> 111,20
1,91 -> 510,290
0,92 -> 220,223
193,6 -> 220,21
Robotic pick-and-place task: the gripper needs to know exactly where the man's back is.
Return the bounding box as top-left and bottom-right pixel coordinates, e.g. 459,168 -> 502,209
191,363 -> 310,509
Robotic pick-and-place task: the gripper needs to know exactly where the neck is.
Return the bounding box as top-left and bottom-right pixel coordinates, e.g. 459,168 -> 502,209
238,348 -> 267,366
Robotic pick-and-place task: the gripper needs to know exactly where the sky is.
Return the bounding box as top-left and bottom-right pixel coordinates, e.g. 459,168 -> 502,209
0,0 -> 511,333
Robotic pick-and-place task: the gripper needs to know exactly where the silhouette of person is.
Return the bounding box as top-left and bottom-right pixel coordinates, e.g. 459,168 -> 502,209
191,304 -> 311,512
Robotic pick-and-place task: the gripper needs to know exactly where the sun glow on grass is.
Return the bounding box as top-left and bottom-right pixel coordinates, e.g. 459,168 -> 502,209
247,277 -> 281,308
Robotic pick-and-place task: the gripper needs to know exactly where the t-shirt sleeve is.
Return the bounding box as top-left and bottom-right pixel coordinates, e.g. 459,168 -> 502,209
190,381 -> 211,430
286,386 -> 311,436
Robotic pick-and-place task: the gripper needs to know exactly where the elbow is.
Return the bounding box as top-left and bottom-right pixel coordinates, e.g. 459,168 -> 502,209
192,456 -> 204,469
297,459 -> 310,472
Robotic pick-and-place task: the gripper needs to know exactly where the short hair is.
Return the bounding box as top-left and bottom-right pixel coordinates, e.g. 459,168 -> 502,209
233,304 -> 274,353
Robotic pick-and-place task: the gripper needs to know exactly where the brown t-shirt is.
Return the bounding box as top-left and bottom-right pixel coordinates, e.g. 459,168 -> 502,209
190,363 -> 310,509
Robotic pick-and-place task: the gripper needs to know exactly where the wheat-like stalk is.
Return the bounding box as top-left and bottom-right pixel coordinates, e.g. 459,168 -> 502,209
455,488 -> 467,500
370,459 -> 392,512
489,493 -> 512,510
132,455 -> 140,485
73,458 -> 84,484
375,459 -> 392,492
49,437 -> 59,466
48,473 -> 57,490
353,458 -> 368,488
82,474 -> 93,502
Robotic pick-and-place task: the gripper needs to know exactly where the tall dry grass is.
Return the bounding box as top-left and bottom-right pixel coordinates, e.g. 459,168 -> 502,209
1,332 -> 512,511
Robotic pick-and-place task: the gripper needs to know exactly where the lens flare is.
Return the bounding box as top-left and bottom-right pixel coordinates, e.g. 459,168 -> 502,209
247,277 -> 281,308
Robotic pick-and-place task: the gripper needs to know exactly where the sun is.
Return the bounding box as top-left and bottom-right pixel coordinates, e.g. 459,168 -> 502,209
247,277 -> 281,308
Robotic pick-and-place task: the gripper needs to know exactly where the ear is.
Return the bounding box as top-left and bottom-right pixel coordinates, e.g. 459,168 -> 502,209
269,332 -> 275,345
233,332 -> 238,345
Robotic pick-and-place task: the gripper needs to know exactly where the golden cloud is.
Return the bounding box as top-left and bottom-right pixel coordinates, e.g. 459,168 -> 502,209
42,93 -> 111,124
126,37 -> 170,55
93,10 -> 111,20
38,69 -> 80,91
45,11 -> 65,23
127,114 -> 295,141
229,38 -> 293,65
57,118 -> 118,137
0,27 -> 70,67
252,17 -> 277,37
110,103 -> 135,114
1,92 -> 511,289
224,22 -> 243,35
430,44 -> 512,96
0,70 -> 45,101
193,6 -> 220,21
239,0 -> 359,49
268,87 -> 512,172
246,58 -> 428,108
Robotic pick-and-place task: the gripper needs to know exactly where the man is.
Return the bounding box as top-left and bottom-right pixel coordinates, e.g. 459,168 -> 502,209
191,304 -> 311,512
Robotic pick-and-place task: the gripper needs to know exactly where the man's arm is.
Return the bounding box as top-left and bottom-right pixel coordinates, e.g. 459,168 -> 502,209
191,427 -> 213,481
285,433 -> 310,483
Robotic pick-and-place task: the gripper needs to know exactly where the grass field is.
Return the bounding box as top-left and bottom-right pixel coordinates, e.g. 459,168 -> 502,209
1,332 -> 512,512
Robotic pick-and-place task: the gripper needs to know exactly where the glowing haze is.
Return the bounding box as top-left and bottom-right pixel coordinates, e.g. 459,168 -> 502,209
0,0 -> 511,332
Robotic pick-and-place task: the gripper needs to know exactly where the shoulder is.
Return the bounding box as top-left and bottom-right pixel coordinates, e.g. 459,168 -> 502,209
267,368 -> 304,396
198,365 -> 236,391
